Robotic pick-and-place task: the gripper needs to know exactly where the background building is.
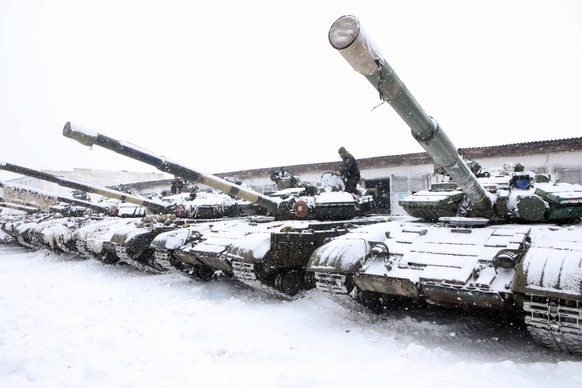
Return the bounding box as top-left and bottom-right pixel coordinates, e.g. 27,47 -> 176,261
5,137 -> 582,215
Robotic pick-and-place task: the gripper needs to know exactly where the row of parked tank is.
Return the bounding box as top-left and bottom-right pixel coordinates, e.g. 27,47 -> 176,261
2,15 -> 582,355
0,157 -> 382,294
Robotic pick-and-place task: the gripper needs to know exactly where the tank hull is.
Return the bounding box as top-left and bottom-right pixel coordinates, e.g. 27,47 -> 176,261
307,217 -> 582,352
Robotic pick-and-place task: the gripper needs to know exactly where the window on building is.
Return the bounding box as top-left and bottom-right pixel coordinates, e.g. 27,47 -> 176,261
555,168 -> 581,184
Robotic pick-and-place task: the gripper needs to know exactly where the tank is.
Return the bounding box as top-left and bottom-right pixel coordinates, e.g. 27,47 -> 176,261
0,162 -> 169,259
72,217 -> 139,261
0,182 -> 111,252
0,204 -> 28,244
306,15 -> 582,354
63,122 -> 383,295
103,188 -> 253,274
0,161 -> 245,272
223,217 -> 383,295
0,163 -> 180,267
149,218 -> 224,280
147,169 -> 367,289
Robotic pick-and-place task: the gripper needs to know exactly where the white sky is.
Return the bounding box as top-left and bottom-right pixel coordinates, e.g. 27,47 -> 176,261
1,0 -> 581,183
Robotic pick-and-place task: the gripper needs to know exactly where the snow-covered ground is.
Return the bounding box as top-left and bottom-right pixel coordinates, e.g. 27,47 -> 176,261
1,244 -> 581,388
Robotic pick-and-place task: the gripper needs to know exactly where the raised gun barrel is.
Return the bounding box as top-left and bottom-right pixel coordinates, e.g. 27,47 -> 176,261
0,161 -> 168,214
328,15 -> 494,213
63,122 -> 282,213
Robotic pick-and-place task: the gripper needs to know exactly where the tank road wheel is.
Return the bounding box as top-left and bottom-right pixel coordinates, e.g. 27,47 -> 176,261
354,286 -> 384,314
169,257 -> 186,272
194,265 -> 215,282
147,256 -> 166,273
274,271 -> 302,296
143,249 -> 166,273
344,275 -> 355,295
100,252 -> 118,265
303,271 -> 316,290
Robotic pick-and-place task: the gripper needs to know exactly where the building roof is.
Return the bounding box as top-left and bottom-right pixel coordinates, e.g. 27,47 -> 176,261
216,137 -> 582,179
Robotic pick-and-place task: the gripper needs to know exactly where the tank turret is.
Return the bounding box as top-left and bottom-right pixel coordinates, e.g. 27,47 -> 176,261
328,15 -> 582,224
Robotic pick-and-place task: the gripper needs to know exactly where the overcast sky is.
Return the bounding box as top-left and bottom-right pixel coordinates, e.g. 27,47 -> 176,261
1,0 -> 581,183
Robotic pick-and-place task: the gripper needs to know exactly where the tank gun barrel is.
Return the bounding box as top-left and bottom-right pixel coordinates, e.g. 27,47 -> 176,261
0,201 -> 39,214
62,122 -> 282,212
328,15 -> 493,212
0,161 -> 168,213
0,181 -> 110,213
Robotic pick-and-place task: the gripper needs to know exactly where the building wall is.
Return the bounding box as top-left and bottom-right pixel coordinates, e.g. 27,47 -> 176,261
5,141 -> 582,202
474,151 -> 582,183
231,148 -> 582,191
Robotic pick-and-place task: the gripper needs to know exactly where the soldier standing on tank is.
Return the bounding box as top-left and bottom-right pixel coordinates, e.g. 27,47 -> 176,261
337,146 -> 361,195
170,176 -> 185,195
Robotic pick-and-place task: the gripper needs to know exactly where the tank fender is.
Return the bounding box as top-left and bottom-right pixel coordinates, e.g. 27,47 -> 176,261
150,228 -> 201,251
222,231 -> 272,265
307,237 -> 371,274
512,231 -> 582,301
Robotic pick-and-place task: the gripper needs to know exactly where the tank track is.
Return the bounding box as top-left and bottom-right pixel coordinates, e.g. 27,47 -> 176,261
115,246 -> 166,274
231,261 -> 279,294
232,261 -> 256,282
0,234 -> 14,244
154,248 -> 215,281
523,294 -> 582,354
313,272 -> 351,294
231,261 -> 306,299
16,236 -> 35,249
75,240 -> 92,259
154,248 -> 176,272
234,273 -> 301,301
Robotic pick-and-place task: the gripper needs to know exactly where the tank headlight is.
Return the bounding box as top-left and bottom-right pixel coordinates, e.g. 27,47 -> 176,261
494,250 -> 521,269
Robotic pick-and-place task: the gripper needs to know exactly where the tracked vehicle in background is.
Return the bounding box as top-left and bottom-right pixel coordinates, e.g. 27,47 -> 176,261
0,162 -> 170,258
0,181 -> 115,252
97,182 -> 258,272
0,161 -> 247,271
63,122 -> 382,295
306,15 -> 582,354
